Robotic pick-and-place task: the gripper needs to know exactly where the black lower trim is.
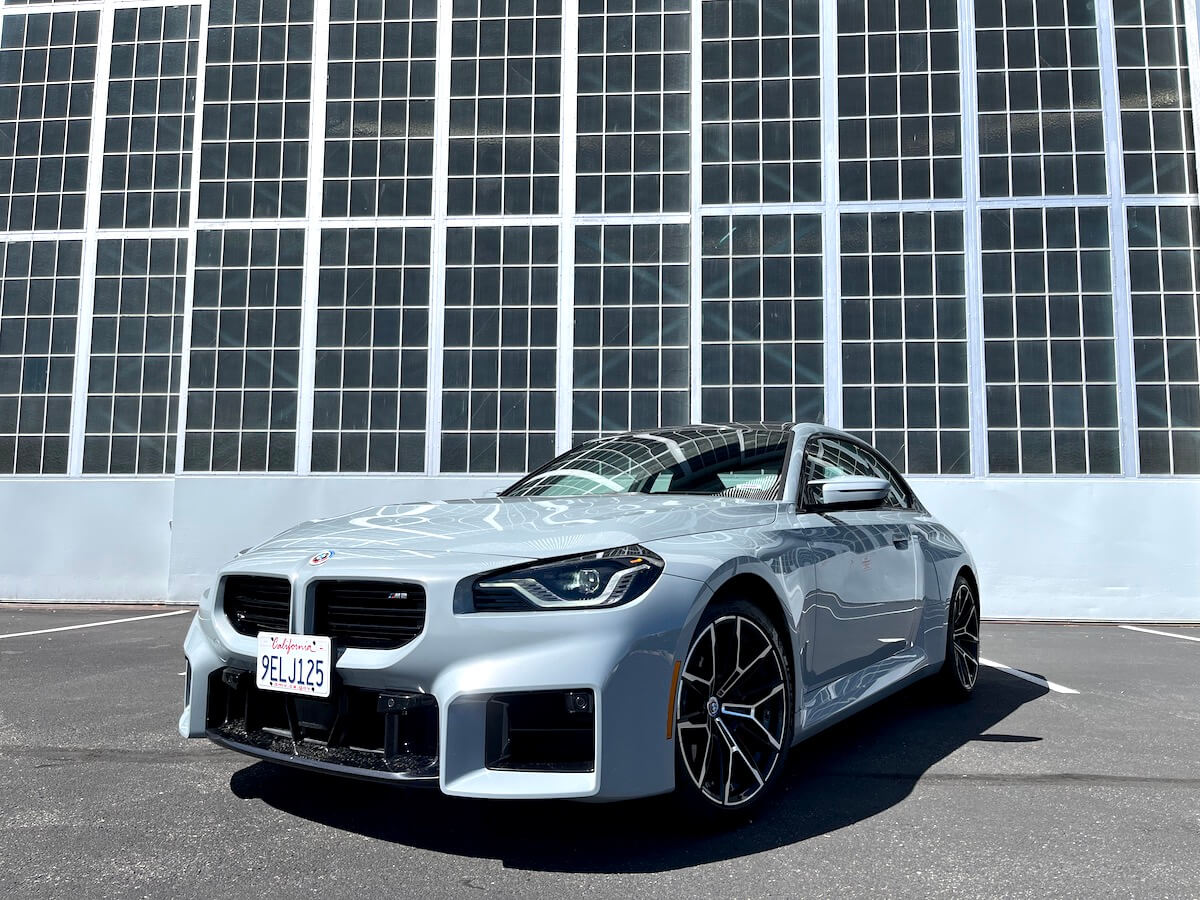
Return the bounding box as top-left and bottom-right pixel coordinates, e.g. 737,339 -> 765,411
206,729 -> 438,784
206,667 -> 438,781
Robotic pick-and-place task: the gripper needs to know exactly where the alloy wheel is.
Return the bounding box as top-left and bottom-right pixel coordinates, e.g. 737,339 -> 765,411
950,581 -> 980,691
675,614 -> 788,807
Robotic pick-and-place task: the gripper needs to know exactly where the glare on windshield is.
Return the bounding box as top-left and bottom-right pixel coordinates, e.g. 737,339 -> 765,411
502,429 -> 790,499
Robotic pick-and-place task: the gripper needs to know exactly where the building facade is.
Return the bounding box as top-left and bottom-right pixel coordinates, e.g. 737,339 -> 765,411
0,0 -> 1197,618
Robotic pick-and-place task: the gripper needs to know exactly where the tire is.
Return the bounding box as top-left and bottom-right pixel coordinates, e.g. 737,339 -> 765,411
673,597 -> 793,821
934,574 -> 980,701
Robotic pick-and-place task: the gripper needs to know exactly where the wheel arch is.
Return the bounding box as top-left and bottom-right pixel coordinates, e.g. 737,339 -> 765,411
696,569 -> 799,698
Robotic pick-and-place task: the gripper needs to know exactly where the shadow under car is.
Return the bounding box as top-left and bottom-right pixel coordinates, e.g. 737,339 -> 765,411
228,666 -> 1048,874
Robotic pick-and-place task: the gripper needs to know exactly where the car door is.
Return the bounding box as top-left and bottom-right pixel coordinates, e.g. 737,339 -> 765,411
799,436 -> 924,690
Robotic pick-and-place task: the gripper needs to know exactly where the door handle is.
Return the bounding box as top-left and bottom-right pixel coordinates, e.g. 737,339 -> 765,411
892,535 -> 909,549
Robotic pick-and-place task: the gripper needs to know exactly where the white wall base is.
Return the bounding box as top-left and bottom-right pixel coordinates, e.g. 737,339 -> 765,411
6,476 -> 1198,620
0,479 -> 174,603
912,478 -> 1200,621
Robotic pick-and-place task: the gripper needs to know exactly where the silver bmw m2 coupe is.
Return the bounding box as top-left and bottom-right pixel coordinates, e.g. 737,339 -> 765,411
181,423 -> 980,815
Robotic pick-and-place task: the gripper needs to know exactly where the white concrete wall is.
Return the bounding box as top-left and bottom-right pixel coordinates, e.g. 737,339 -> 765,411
0,479 -> 174,602
5,476 -> 1199,620
166,475 -> 508,602
912,478 -> 1200,621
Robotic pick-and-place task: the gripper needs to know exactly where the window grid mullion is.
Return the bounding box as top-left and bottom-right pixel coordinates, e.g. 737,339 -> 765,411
554,0 -> 576,455
1096,0 -> 1137,476
958,0 -> 988,476
821,0 -> 842,427
67,2 -> 114,475
422,0 -> 454,476
294,0 -> 331,474
172,0 -> 212,474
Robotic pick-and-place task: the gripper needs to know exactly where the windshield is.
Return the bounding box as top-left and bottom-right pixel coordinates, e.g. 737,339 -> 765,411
501,428 -> 791,498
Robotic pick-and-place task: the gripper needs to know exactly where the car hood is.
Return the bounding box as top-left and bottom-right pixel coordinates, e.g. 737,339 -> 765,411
244,495 -> 780,563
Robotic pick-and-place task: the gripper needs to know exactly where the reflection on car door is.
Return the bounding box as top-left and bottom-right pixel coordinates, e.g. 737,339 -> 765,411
800,437 -> 923,690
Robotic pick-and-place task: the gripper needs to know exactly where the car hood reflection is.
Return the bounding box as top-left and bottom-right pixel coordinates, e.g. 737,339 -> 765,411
246,494 -> 782,562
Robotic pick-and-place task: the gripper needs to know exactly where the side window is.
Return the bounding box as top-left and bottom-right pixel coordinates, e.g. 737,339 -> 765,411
801,437 -> 909,509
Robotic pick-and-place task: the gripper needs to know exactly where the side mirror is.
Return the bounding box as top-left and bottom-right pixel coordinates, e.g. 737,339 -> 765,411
808,476 -> 890,510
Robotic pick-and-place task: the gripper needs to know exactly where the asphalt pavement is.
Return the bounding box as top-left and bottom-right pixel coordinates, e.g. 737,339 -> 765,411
0,605 -> 1197,899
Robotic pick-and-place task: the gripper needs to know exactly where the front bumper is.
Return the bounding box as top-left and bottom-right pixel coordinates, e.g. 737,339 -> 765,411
180,554 -> 698,801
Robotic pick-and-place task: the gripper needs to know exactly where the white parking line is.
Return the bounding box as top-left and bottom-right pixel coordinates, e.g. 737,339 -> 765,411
0,609 -> 190,640
980,657 -> 1080,695
1119,625 -> 1200,643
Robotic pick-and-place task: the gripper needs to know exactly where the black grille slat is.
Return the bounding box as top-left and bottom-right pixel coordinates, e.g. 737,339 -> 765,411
319,619 -> 427,628
313,580 -> 426,650
320,606 -> 425,615
321,611 -> 425,619
223,575 -> 291,636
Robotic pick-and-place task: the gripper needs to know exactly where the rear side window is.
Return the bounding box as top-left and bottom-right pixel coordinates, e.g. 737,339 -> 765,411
801,436 -> 910,509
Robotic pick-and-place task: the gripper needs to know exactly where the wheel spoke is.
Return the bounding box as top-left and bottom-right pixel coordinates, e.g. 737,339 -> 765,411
682,625 -> 717,687
716,718 -> 765,789
953,642 -> 976,687
957,643 -> 978,671
712,722 -> 731,804
694,726 -> 713,786
721,703 -> 783,751
718,644 -> 770,699
713,720 -> 740,800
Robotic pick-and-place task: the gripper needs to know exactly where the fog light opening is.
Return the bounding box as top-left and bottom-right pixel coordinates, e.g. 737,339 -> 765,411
484,689 -> 596,773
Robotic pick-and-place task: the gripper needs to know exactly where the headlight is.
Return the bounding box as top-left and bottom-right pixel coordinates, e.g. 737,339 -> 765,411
473,546 -> 664,611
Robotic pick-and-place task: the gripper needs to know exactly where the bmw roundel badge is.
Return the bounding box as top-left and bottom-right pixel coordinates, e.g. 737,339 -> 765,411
309,549 -> 334,566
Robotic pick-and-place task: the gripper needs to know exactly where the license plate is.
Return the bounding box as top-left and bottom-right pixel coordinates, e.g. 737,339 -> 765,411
256,632 -> 332,698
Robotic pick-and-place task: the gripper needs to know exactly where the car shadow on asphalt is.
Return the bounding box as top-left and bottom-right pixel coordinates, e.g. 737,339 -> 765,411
229,667 -> 1047,873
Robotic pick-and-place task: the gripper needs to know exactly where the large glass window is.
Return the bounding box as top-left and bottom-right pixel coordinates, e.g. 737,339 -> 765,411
700,212 -> 823,424
0,239 -> 81,474
837,0 -> 961,201
323,0 -> 436,218
441,225 -> 557,474
573,222 -> 689,442
1114,0 -> 1198,196
1128,205 -> 1200,474
975,0 -> 1105,197
99,5 -> 201,229
504,425 -> 789,497
0,11 -> 99,231
83,238 -> 187,474
447,0 -> 561,215
197,0 -> 313,219
313,226 -> 430,472
183,229 -> 304,471
575,0 -> 689,214
981,206 -> 1119,474
840,210 -> 970,474
700,0 -> 821,203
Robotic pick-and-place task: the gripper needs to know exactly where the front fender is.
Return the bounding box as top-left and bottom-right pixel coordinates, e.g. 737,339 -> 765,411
648,530 -> 811,724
